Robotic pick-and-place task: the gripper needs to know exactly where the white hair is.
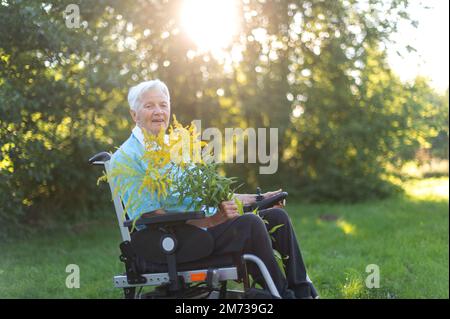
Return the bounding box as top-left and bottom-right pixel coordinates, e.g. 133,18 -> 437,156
127,79 -> 170,111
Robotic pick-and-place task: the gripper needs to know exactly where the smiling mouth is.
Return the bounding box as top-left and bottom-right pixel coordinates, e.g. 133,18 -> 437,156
152,119 -> 165,123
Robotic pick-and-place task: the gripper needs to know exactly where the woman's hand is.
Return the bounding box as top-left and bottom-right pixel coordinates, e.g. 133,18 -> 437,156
188,201 -> 239,229
218,200 -> 240,220
262,189 -> 282,199
205,200 -> 239,228
233,194 -> 256,205
263,189 -> 285,208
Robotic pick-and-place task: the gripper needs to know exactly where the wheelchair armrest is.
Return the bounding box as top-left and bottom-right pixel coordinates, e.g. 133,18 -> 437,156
123,210 -> 205,228
243,191 -> 288,212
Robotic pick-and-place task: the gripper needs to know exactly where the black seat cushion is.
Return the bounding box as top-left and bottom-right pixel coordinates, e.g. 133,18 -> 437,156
130,223 -> 215,264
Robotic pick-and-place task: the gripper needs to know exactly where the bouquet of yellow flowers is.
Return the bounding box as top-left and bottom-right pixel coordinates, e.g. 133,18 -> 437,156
141,116 -> 241,210
108,115 -> 241,223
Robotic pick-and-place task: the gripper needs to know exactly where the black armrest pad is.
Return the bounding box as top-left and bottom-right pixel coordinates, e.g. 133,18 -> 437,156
123,211 -> 205,227
243,192 -> 288,212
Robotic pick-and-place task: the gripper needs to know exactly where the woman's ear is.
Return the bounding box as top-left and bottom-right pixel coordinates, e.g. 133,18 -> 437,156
130,109 -> 137,123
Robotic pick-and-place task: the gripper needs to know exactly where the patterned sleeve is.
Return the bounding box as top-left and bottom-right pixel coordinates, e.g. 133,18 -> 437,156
109,148 -> 162,221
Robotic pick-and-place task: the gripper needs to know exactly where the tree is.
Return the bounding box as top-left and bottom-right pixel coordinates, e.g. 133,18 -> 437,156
1,0 -> 433,236
0,1 -> 131,233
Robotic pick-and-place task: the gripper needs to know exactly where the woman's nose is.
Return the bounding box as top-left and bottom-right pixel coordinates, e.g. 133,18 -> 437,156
154,106 -> 163,114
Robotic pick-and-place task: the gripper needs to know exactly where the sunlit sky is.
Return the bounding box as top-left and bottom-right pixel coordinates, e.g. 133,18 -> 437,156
387,0 -> 449,93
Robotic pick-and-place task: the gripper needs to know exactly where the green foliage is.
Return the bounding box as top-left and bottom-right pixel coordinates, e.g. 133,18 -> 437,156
1,0 -> 447,237
173,162 -> 240,210
227,1 -> 447,202
273,248 -> 289,277
0,1 -> 131,235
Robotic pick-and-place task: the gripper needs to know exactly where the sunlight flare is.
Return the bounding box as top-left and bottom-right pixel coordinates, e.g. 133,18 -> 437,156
180,0 -> 239,52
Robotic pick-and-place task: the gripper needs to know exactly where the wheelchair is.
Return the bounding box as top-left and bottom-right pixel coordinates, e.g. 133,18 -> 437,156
89,151 -> 290,299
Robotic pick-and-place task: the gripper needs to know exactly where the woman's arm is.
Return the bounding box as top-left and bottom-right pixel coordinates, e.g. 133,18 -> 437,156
232,193 -> 256,205
187,200 -> 239,228
233,189 -> 283,205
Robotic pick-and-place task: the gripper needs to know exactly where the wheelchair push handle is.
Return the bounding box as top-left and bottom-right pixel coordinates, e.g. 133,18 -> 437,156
88,151 -> 111,165
243,189 -> 288,213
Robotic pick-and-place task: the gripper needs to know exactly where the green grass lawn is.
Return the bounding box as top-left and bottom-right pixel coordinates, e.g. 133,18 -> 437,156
0,178 -> 448,299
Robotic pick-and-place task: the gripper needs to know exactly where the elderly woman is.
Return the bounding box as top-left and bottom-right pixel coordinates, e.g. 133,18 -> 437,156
111,79 -> 318,299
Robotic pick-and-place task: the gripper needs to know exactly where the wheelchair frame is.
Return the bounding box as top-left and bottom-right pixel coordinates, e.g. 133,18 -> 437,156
89,152 -> 282,299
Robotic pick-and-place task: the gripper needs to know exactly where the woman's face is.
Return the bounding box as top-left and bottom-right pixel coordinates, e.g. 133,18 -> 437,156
130,89 -> 171,135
